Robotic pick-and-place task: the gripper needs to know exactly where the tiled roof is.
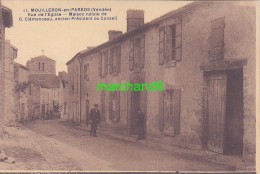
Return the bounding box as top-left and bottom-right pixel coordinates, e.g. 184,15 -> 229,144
66,1 -> 206,65
14,62 -> 29,71
28,74 -> 61,88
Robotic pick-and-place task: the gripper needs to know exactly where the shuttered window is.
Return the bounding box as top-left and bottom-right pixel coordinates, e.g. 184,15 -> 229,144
161,20 -> 182,65
99,50 -> 109,78
129,35 -> 145,70
110,46 -> 121,75
83,63 -> 89,81
171,23 -> 182,61
209,17 -> 225,60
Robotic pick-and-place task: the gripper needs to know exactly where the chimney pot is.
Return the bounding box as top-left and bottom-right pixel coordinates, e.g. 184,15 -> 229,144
127,9 -> 144,31
108,30 -> 123,41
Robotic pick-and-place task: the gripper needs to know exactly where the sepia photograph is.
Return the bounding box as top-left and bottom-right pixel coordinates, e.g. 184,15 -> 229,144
0,0 -> 257,173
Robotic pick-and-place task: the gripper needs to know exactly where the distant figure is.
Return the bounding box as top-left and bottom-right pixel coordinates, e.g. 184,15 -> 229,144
135,108 -> 145,140
89,104 -> 101,137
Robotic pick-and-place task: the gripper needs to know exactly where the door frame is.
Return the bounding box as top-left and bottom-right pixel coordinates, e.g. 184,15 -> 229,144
127,72 -> 147,137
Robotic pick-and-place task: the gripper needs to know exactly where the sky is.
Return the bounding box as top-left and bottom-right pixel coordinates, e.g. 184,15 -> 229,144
2,0 -> 190,73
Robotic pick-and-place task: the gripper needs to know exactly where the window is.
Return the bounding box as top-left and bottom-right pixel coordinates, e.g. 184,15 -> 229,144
159,19 -> 182,65
99,50 -> 108,78
38,62 -> 41,71
109,45 -> 121,75
209,17 -> 225,60
129,35 -> 145,70
42,62 -> 44,71
170,24 -> 182,61
83,63 -> 89,80
159,89 -> 181,136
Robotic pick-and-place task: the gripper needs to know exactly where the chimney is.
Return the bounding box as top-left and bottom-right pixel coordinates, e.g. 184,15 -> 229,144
108,30 -> 123,41
87,46 -> 95,50
127,9 -> 144,31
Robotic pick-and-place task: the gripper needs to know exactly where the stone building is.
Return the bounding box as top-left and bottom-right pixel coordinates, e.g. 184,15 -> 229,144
14,63 -> 29,122
58,71 -> 69,119
66,52 -> 81,123
0,4 -> 13,132
27,55 -> 64,119
28,73 -> 64,119
66,2 -> 256,165
26,55 -> 56,75
3,40 -> 17,125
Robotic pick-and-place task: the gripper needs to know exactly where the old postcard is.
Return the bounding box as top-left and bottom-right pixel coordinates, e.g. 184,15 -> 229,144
0,0 -> 258,173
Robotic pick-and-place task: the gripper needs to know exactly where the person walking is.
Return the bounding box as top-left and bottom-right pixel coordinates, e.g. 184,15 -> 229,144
89,104 -> 101,137
135,108 -> 145,140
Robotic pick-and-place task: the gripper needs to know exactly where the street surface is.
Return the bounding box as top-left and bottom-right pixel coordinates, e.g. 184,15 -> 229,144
22,119 -> 231,171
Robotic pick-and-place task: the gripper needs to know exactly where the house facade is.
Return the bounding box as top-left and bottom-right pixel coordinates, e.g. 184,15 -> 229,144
14,63 -> 29,122
67,1 -> 256,164
58,71 -> 69,119
4,40 -> 17,125
28,74 -> 64,119
0,4 -> 13,132
66,56 -> 81,123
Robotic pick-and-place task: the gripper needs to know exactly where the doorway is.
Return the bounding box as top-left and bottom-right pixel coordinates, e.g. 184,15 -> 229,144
206,68 -> 244,155
130,91 -> 140,135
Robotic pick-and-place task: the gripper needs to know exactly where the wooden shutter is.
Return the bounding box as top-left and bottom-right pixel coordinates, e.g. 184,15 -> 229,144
100,92 -> 104,121
104,51 -> 108,76
175,22 -> 182,61
116,46 -> 121,74
209,17 -> 225,60
129,39 -> 134,70
173,89 -> 181,135
158,91 -> 164,132
165,26 -> 172,62
109,92 -> 113,120
134,38 -> 141,68
140,35 -> 145,68
207,73 -> 227,153
159,27 -> 165,65
109,49 -> 113,74
99,52 -> 102,77
113,48 -> 117,74
163,90 -> 170,131
116,91 -> 120,122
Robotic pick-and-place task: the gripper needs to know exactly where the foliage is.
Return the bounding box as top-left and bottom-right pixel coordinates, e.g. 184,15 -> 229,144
15,82 -> 30,93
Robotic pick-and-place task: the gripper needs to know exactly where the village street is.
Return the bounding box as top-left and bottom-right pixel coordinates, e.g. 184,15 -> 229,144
0,118 -> 231,171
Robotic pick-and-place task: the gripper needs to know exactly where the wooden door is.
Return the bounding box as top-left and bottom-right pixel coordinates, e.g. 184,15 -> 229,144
131,91 -> 140,135
207,72 -> 227,153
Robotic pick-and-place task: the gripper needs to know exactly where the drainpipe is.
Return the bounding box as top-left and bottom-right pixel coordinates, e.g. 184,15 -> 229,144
77,56 -> 82,124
